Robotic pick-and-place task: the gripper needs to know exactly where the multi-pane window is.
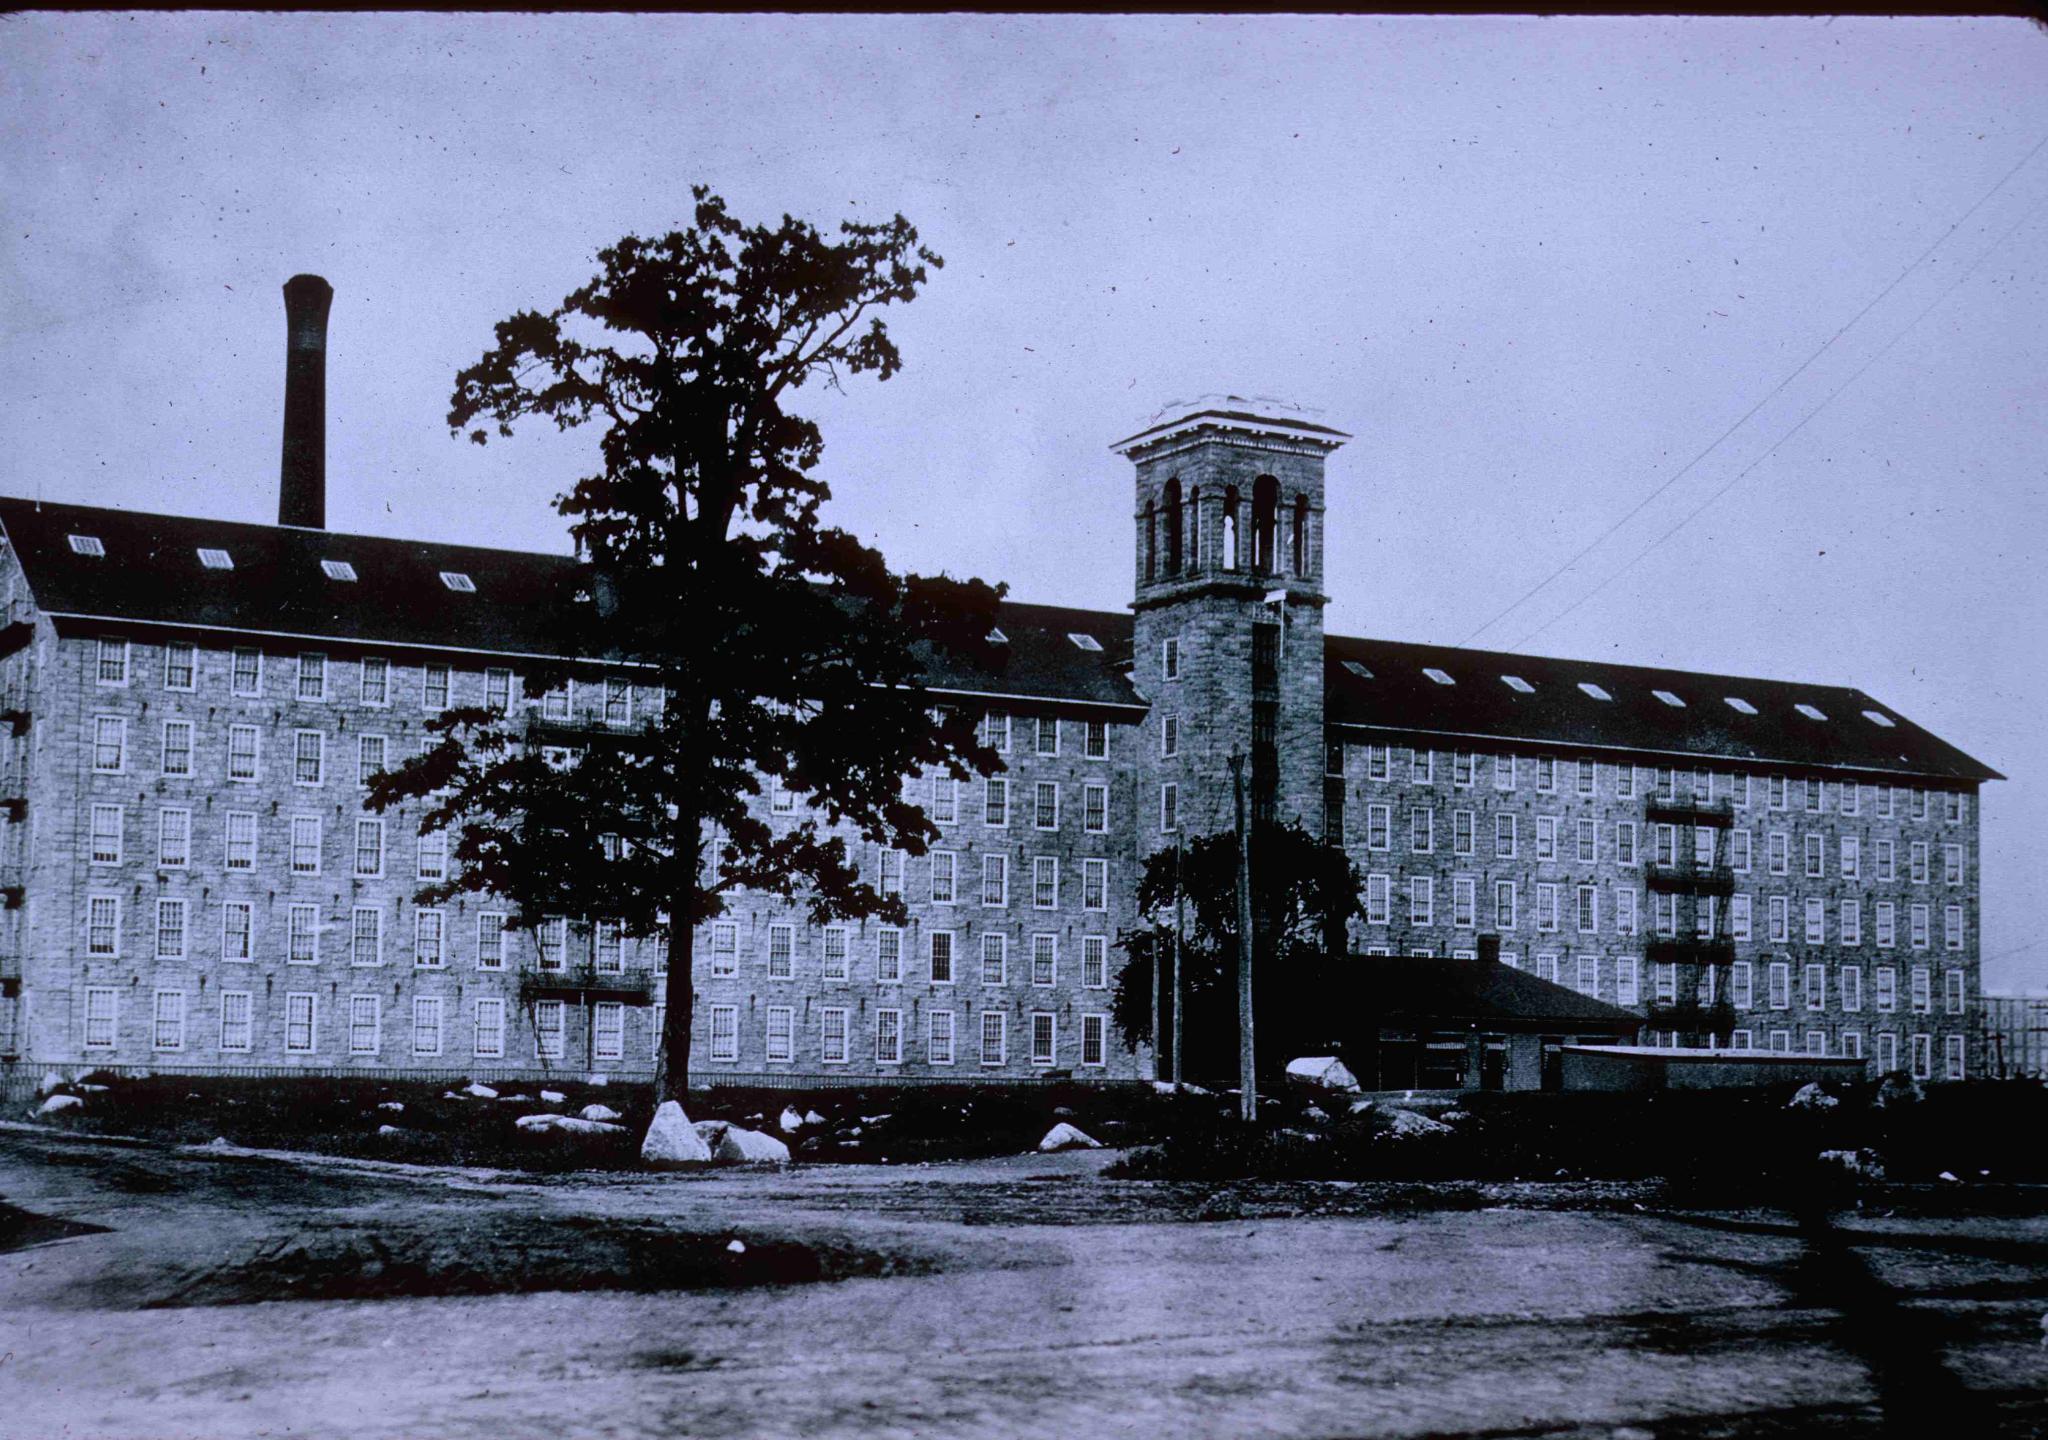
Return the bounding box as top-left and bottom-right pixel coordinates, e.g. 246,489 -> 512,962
1085,720 -> 1108,760
1453,809 -> 1475,856
1729,829 -> 1751,872
931,777 -> 959,825
979,711 -> 1011,751
929,931 -> 954,985
1535,757 -> 1555,793
1031,1012 -> 1057,1066
1368,804 -> 1391,851
1615,821 -> 1635,866
157,807 -> 190,868
161,720 -> 194,777
1805,897 -> 1825,945
418,831 -> 447,882
763,1006 -> 793,1065
1162,715 -> 1179,757
535,999 -> 567,1060
1943,845 -> 1964,885
1731,961 -> 1754,1009
1161,782 -> 1179,832
1411,748 -> 1433,784
95,637 -> 129,686
820,926 -> 849,981
1842,782 -> 1860,816
1083,858 -> 1108,912
351,907 -> 382,967
821,1008 -> 849,1065
1911,966 -> 1932,1013
474,998 -> 507,1058
1842,966 -> 1863,1012
92,715 -> 126,772
351,656 -> 388,707
1615,886 -> 1637,935
877,928 -> 903,984
981,854 -> 1008,907
1535,816 -> 1557,862
1910,842 -> 1929,884
414,910 -> 445,968
483,667 -> 512,712
604,678 -> 630,727
1033,856 -> 1059,909
594,922 -> 624,973
980,1011 -> 1007,1065
222,902 -> 253,963
1453,752 -> 1476,787
350,734 -> 386,789
1535,883 -> 1558,932
294,730 -> 324,785
1575,957 -> 1599,997
1945,968 -> 1966,1015
1368,873 -> 1392,926
1409,876 -> 1434,926
218,991 -> 253,1052
410,996 -> 444,1057
161,640 -> 196,690
1034,782 -> 1059,830
1910,904 -> 1930,950
1769,895 -> 1789,943
1410,807 -> 1433,854
768,923 -> 795,979
296,653 -> 327,701
1768,962 -> 1791,1010
1081,1013 -> 1107,1068
228,724 -> 259,781
931,851 -> 957,904
285,993 -> 317,1053
1492,879 -> 1516,930
1083,935 -> 1108,989
86,895 -> 120,957
1944,1033 -> 1965,1081
878,849 -> 904,896
89,804 -> 122,865
229,647 -> 262,696
1368,746 -> 1391,782
542,685 -> 570,721
1876,967 -> 1898,1013
289,815 -> 322,874
1576,886 -> 1599,935
1615,957 -> 1641,1007
423,664 -> 451,711
984,777 -> 1008,827
1453,877 -> 1477,929
1035,716 -> 1059,756
1032,934 -> 1057,986
537,917 -> 567,971
981,934 -> 1007,986
1575,819 -> 1597,864
1944,904 -> 1964,951
156,898 -> 187,959
1766,832 -> 1788,875
288,904 -> 319,965
1804,964 -> 1826,1011
1084,783 -> 1108,834
1841,899 -> 1861,946
476,912 -> 506,970
1877,901 -> 1896,948
1804,833 -> 1823,878
349,995 -> 381,1055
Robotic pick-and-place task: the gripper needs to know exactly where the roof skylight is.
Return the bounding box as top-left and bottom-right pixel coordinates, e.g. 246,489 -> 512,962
1067,633 -> 1102,652
1862,709 -> 1897,728
439,571 -> 477,593
321,559 -> 358,582
1501,675 -> 1534,694
1578,681 -> 1613,701
1795,703 -> 1828,721
1652,689 -> 1685,708
67,534 -> 104,557
197,548 -> 233,570
1423,667 -> 1455,686
987,628 -> 1008,645
1342,660 -> 1373,679
1724,696 -> 1757,715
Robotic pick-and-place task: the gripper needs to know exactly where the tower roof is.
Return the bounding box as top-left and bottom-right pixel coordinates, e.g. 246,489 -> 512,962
1111,395 -> 1350,456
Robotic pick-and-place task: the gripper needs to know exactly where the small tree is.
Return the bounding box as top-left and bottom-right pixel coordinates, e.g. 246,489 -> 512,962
1112,823 -> 1365,1087
368,187 -> 1004,1101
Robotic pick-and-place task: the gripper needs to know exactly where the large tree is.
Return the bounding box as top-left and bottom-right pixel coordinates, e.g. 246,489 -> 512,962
368,187 -> 1004,1101
1113,823 -> 1366,1087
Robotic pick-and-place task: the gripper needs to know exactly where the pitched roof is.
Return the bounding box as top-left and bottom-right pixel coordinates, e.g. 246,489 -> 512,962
0,496 -> 1997,780
1324,632 -> 2000,782
1356,955 -> 1643,1032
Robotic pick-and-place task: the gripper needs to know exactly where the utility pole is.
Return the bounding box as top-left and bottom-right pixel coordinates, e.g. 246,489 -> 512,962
1148,914 -> 1161,1084
1171,832 -> 1185,1090
1229,747 -> 1256,1123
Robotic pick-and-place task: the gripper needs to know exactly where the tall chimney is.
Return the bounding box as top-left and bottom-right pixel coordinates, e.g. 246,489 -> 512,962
279,274 -> 333,528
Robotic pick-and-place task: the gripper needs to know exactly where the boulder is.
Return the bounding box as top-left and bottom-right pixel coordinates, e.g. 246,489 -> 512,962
1938,1170 -> 1960,1183
1038,1122 -> 1103,1152
641,1100 -> 713,1167
461,1082 -> 499,1100
1788,1083 -> 1840,1111
205,1136 -> 234,1150
779,1106 -> 807,1133
804,1109 -> 826,1127
517,1113 -> 625,1135
376,1124 -> 403,1137
540,1090 -> 566,1104
716,1126 -> 792,1164
1875,1073 -> 1925,1109
498,1094 -> 534,1103
1384,1109 -> 1452,1138
377,1100 -> 405,1113
693,1119 -> 733,1148
580,1103 -> 623,1122
726,1238 -> 747,1254
1284,1056 -> 1361,1093
37,1071 -> 66,1097
588,1073 -> 609,1087
37,1094 -> 83,1116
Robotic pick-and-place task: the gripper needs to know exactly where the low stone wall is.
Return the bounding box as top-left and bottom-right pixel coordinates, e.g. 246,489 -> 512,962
1561,1045 -> 1869,1092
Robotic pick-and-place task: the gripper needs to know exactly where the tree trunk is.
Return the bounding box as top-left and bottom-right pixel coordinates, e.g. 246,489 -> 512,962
652,815 -> 703,1105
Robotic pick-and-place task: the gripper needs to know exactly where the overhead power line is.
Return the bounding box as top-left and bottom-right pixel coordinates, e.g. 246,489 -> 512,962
1504,185 -> 2048,655
1457,129 -> 2048,650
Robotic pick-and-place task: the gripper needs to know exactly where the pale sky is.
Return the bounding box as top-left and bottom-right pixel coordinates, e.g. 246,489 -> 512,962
5,13 -> 2046,990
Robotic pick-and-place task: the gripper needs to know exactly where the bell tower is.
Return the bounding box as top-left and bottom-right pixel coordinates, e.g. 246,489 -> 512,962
1116,397 -> 1349,848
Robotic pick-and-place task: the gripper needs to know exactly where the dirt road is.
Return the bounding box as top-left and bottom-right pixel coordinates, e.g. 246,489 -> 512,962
3,1125 -> 2046,1439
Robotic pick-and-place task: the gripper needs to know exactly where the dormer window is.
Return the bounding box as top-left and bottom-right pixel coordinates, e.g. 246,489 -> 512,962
68,534 -> 104,557
1795,703 -> 1828,721
1501,675 -> 1534,694
987,628 -> 1009,645
1862,709 -> 1896,728
1652,689 -> 1685,708
1724,696 -> 1757,715
1342,660 -> 1373,679
439,571 -> 476,593
1423,667 -> 1455,686
1067,633 -> 1102,652
1578,681 -> 1613,701
321,560 -> 358,582
197,548 -> 233,570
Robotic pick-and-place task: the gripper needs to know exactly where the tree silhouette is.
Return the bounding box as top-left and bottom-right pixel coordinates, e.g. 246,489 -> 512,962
368,187 -> 1004,1100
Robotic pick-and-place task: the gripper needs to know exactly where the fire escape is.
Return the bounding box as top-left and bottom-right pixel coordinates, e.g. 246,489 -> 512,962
0,639 -> 28,1063
1642,792 -> 1736,1045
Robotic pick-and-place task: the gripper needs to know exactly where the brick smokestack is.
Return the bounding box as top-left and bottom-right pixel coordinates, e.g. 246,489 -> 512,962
279,274 -> 333,529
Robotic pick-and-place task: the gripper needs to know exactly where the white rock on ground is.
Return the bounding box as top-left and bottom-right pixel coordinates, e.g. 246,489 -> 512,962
376,1125 -> 403,1137
377,1101 -> 405,1113
1385,1109 -> 1452,1138
516,1114 -> 625,1135
779,1106 -> 807,1133
641,1100 -> 714,1167
804,1109 -> 826,1126
37,1094 -> 82,1116
37,1072 -> 66,1097
540,1090 -> 565,1104
1820,1148 -> 1886,1179
580,1103 -> 622,1122
1039,1122 -> 1103,1152
588,1073 -> 609,1087
1787,1082 -> 1840,1111
461,1082 -> 499,1099
498,1094 -> 534,1103
693,1119 -> 732,1148
716,1126 -> 792,1164
727,1239 -> 746,1254
1284,1056 -> 1361,1092
206,1137 -> 234,1149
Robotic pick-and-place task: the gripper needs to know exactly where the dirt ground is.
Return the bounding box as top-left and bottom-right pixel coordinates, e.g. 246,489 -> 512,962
3,1123 -> 2047,1440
